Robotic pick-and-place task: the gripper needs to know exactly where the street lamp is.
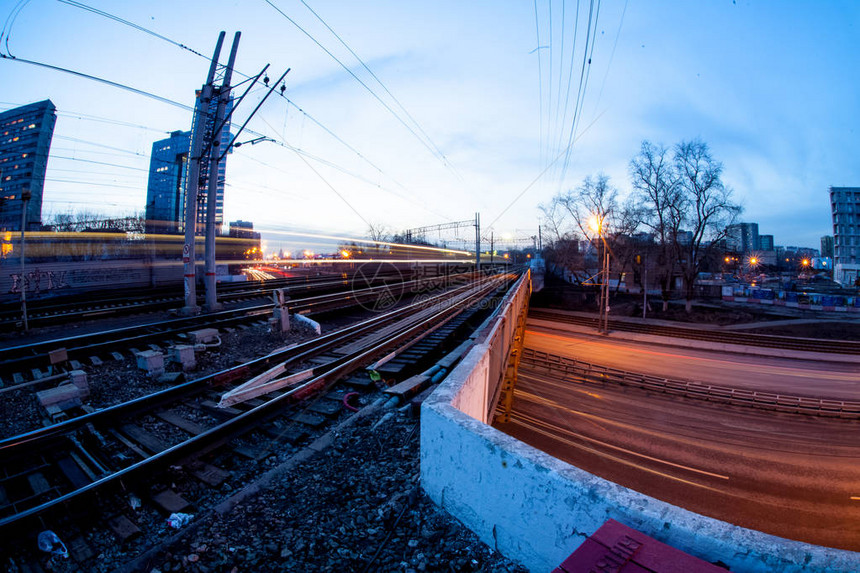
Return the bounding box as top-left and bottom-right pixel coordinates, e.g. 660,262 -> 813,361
589,214 -> 609,335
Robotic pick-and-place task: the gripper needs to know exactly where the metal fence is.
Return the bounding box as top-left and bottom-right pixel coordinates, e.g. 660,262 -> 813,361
472,269 -> 531,422
522,348 -> 860,419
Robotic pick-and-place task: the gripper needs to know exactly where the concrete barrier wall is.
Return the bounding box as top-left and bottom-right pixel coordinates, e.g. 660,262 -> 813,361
421,339 -> 860,572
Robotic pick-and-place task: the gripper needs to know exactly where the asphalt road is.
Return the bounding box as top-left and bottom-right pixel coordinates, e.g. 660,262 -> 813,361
493,327 -> 860,551
525,323 -> 860,401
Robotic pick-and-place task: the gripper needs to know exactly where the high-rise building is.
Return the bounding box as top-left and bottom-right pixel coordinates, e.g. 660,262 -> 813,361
192,93 -> 233,235
820,235 -> 834,259
726,222 -> 759,254
758,234 -> 774,251
0,100 -> 57,231
145,130 -> 190,234
144,93 -> 233,236
830,186 -> 860,286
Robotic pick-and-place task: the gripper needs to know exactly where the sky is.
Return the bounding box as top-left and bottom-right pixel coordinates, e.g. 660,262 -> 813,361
2,0 -> 858,254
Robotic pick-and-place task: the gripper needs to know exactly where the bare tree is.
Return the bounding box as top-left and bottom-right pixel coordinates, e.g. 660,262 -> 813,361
545,174 -> 641,291
629,140 -> 682,310
365,222 -> 391,258
672,139 -> 742,311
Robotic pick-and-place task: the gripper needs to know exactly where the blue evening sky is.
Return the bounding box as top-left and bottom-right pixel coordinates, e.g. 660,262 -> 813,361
2,0 -> 858,253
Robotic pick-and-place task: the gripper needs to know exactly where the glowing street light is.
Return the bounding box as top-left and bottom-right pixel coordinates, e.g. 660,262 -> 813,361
589,213 -> 609,335
341,250 -> 351,258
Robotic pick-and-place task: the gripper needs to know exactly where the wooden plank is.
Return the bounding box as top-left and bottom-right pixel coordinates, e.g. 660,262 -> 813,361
152,489 -> 190,513
190,463 -> 229,487
291,412 -> 326,428
233,445 -> 268,461
108,428 -> 149,459
200,399 -> 243,419
119,424 -> 167,455
384,375 -> 431,400
156,410 -> 208,436
218,367 -> 314,408
68,536 -> 95,563
28,472 -> 51,495
107,514 -> 141,542
57,456 -> 93,488
308,401 -> 342,416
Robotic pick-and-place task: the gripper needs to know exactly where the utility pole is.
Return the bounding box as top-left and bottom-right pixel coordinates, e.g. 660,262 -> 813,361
182,32 -> 225,315
474,212 -> 481,271
204,32 -> 240,312
490,231 -> 494,265
599,238 -> 610,334
19,188 -> 30,331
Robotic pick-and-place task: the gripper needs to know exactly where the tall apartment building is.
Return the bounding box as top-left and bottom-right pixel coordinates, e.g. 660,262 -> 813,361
820,235 -> 834,259
758,234 -> 774,251
144,95 -> 232,235
726,222 -> 759,254
830,186 -> 860,286
192,92 -> 232,235
145,130 -> 190,234
0,100 -> 57,232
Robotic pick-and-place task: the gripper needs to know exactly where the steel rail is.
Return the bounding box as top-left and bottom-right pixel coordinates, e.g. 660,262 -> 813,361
0,272 -> 472,375
0,273 -> 515,532
0,275 -> 506,453
528,308 -> 860,355
521,347 -> 860,419
0,270 -> 405,330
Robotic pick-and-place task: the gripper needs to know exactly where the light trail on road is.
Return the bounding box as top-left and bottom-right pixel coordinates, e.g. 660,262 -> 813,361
494,362 -> 860,550
525,326 -> 860,400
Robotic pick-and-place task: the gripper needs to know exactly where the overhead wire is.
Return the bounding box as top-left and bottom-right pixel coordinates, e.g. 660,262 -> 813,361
532,0 -> 545,171
296,0 -> 454,180
263,0 -> 457,177
558,0 -> 601,187
41,0 -> 419,212
55,0 -> 207,59
1,0 -> 30,57
591,0 -> 628,120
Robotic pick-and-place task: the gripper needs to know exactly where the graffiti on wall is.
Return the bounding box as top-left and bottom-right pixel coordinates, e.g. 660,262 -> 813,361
9,269 -> 70,295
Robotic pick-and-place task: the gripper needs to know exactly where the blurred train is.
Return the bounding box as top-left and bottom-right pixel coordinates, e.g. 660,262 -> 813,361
0,231 -> 262,303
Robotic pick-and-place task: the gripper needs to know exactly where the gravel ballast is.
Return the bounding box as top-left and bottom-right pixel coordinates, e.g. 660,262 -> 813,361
113,402 -> 528,573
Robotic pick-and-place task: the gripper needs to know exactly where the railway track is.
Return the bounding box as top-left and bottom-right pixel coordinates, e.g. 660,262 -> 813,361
0,267 -> 415,331
521,347 -> 860,419
528,308 -> 860,355
0,271 -> 476,384
0,272 -> 516,548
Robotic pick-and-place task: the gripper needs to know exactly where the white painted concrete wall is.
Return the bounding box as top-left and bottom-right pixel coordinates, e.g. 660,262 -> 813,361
421,343 -> 860,572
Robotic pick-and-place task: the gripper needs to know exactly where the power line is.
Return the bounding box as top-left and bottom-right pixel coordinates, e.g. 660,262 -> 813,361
532,0 -> 545,171
263,0 -> 456,175
38,1 -> 421,202
296,0 -> 453,178
55,0 -> 208,59
0,54 -> 193,111
1,0 -> 31,57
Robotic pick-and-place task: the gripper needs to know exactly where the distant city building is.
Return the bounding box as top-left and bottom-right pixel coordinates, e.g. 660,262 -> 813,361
820,235 -> 834,259
228,220 -> 260,239
726,222 -> 759,254
758,234 -> 774,251
145,130 -> 190,234
0,100 -> 57,232
830,186 -> 860,285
